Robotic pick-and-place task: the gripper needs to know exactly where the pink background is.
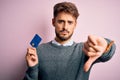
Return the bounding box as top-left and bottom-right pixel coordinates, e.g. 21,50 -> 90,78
0,0 -> 120,80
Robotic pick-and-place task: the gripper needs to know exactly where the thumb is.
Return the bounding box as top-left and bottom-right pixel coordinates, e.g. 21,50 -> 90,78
84,57 -> 98,72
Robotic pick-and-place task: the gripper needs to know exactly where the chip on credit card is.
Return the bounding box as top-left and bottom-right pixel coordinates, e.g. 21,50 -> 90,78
30,34 -> 42,48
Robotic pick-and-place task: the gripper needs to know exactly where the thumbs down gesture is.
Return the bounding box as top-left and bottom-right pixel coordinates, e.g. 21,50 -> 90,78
83,35 -> 108,72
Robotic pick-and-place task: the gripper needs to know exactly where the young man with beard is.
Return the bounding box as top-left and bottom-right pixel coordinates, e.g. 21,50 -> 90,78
23,2 -> 116,80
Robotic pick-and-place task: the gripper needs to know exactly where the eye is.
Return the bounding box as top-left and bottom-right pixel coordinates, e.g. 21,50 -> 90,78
57,20 -> 64,24
68,21 -> 73,25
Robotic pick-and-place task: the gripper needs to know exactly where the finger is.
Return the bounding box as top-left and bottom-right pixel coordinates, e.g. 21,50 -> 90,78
86,41 -> 103,52
26,53 -> 36,60
88,35 -> 97,45
84,42 -> 96,52
87,40 -> 95,47
84,57 -> 98,72
89,47 -> 96,52
82,47 -> 96,57
27,48 -> 36,54
91,45 -> 103,53
28,47 -> 36,52
27,47 -> 36,51
82,47 -> 88,55
84,42 -> 89,51
26,48 -> 37,58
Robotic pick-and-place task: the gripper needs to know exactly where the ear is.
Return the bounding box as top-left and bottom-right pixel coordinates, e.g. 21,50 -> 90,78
74,20 -> 77,28
52,18 -> 55,27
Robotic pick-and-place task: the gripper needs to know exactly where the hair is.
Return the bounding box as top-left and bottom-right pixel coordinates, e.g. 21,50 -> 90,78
53,2 -> 79,19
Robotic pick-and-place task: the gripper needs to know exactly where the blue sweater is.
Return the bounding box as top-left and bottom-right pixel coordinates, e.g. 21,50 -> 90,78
23,39 -> 116,80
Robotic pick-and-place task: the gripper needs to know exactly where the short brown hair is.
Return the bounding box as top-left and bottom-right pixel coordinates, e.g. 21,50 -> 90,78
53,2 -> 79,19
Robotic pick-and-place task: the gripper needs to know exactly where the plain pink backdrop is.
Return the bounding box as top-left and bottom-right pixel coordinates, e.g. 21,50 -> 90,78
0,0 -> 120,80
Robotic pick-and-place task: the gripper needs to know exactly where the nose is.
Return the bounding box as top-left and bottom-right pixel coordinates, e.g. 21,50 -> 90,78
63,22 -> 68,30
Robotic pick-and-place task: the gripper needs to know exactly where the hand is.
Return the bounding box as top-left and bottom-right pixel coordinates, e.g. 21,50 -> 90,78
83,35 -> 108,72
26,47 -> 38,67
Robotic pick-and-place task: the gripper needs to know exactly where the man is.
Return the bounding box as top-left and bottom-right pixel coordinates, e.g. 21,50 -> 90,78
23,2 -> 116,80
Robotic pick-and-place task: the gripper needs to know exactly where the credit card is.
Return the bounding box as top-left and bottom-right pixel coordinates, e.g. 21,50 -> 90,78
30,34 -> 42,48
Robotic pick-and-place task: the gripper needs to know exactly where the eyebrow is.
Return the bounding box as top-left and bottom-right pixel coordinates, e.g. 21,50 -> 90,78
57,19 -> 73,22
68,20 -> 73,23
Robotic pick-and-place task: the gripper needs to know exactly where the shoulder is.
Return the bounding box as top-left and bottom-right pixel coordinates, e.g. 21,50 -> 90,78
37,41 -> 52,48
74,42 -> 84,48
36,41 -> 52,51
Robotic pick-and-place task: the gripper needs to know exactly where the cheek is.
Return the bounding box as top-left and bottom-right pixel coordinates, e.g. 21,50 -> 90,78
55,26 -> 61,32
69,26 -> 75,32
55,25 -> 63,31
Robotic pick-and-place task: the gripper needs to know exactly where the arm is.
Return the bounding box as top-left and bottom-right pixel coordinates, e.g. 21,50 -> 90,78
95,38 -> 116,63
23,48 -> 39,80
83,35 -> 116,72
23,65 -> 39,80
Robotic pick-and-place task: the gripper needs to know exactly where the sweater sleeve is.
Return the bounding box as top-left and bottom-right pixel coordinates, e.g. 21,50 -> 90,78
23,64 -> 39,80
95,38 -> 116,63
23,46 -> 41,80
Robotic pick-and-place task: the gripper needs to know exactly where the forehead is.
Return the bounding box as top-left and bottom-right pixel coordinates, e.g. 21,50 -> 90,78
55,12 -> 76,21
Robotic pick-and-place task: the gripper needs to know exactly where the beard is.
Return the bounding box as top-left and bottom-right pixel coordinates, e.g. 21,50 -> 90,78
55,29 -> 73,41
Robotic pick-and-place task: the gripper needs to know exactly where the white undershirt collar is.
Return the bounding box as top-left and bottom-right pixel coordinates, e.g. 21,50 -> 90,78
52,39 -> 74,46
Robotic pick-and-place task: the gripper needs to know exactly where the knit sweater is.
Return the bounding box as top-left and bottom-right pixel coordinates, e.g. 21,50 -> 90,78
23,39 -> 116,80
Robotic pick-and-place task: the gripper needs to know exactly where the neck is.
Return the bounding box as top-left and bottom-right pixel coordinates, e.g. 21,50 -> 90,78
55,37 -> 71,45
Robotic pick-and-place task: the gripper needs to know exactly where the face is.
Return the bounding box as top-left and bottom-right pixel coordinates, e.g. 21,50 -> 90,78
52,12 -> 77,42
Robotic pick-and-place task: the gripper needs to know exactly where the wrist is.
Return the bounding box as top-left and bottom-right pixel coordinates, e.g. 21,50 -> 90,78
104,41 -> 114,53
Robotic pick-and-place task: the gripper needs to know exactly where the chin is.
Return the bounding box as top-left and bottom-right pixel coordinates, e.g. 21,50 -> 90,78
55,31 -> 73,41
58,36 -> 71,41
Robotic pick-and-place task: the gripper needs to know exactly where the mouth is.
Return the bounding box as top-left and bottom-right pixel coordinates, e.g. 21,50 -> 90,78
61,31 -> 68,35
60,30 -> 69,35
